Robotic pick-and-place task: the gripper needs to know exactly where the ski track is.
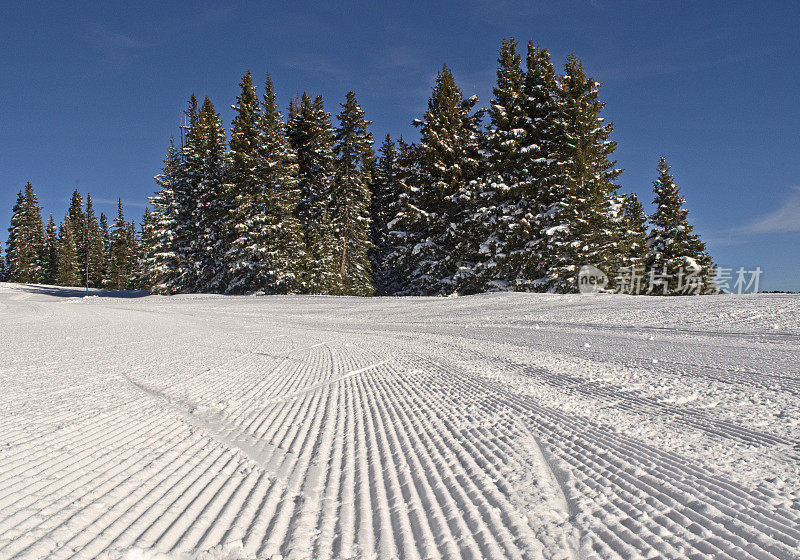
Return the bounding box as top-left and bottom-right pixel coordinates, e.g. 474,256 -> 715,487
0,284 -> 798,560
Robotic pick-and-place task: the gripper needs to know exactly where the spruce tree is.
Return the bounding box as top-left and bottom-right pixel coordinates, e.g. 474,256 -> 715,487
398,65 -> 483,295
255,75 -> 308,293
44,215 -> 59,284
67,189 -> 87,266
6,184 -> 46,283
137,208 -> 155,289
0,244 -> 5,282
191,97 -> 229,292
57,215 -> 81,286
537,54 -> 622,292
332,91 -> 375,296
107,199 -> 133,289
99,212 -> 111,283
173,95 -> 202,292
646,157 -> 715,295
148,138 -> 182,294
86,194 -> 105,288
369,134 -> 404,294
225,69 -> 265,293
619,193 -> 648,278
288,93 -> 339,293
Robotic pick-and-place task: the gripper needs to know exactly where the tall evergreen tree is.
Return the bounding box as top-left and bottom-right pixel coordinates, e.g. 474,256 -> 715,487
536,54 -> 622,292
397,65 -> 483,295
67,189 -> 87,267
288,93 -> 340,293
57,214 -> 81,286
255,75 -> 308,293
173,95 -> 202,291
137,207 -> 155,289
44,215 -> 59,284
99,212 -> 111,283
369,134 -> 405,294
86,194 -> 105,288
148,138 -> 182,294
646,157 -> 715,295
107,200 -> 134,289
191,97 -> 229,292
6,184 -> 46,283
332,91 -> 375,295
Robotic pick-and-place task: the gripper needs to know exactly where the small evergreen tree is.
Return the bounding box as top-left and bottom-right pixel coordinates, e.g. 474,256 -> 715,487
332,91 -> 375,295
44,215 -> 59,284
67,190 -> 87,266
645,157 -> 715,295
57,215 -> 81,286
107,200 -> 133,289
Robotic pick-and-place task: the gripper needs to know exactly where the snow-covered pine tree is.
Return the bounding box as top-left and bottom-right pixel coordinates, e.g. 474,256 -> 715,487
86,194 -> 105,288
332,91 -> 375,296
369,134 -> 405,294
99,212 -> 111,284
477,39 -> 568,292
57,214 -> 81,286
6,184 -> 46,283
399,64 -> 483,295
288,93 -> 339,294
538,54 -> 622,292
137,208 -> 155,290
225,69 -> 264,293
0,243 -> 5,282
148,138 -> 182,294
190,97 -> 229,293
172,95 -> 202,292
67,190 -> 87,267
44,215 -> 59,285
645,157 -> 715,295
255,75 -> 308,294
107,200 -> 133,289
618,192 -> 648,280
381,137 -> 416,295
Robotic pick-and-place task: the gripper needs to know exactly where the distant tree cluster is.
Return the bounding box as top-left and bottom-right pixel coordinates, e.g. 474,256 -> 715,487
3,185 -> 140,289
3,38 -> 716,296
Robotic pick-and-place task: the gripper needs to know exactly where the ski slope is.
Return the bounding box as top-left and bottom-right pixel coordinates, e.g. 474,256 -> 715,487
0,283 -> 798,560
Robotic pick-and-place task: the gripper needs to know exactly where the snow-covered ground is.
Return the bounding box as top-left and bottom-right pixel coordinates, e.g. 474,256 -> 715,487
0,282 -> 798,560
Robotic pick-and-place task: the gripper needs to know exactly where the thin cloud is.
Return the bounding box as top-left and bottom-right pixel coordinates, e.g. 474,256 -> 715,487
88,23 -> 140,50
743,186 -> 800,234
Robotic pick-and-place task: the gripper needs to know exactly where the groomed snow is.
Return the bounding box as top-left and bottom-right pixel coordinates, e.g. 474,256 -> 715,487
0,282 -> 798,560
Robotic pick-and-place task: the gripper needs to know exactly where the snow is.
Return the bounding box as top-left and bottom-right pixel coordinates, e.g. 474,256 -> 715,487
1,282 -> 799,560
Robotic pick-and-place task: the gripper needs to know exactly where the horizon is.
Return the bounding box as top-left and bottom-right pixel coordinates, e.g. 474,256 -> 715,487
2,1 -> 798,290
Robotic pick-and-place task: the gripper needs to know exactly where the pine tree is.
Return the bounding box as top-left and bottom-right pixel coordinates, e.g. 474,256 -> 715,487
148,138 -> 182,294
645,158 -> 715,295
57,215 -> 81,286
477,40 -> 567,292
137,207 -> 155,289
190,97 -> 229,292
44,215 -> 59,284
67,189 -> 87,266
107,199 -> 133,289
0,243 -> 5,281
537,54 -> 622,292
398,65 -> 483,295
173,95 -> 201,292
288,93 -> 339,293
369,134 -> 405,294
6,183 -> 46,283
255,75 -> 308,293
99,212 -> 111,283
225,69 -> 265,293
86,194 -> 105,288
332,91 -> 375,295
619,193 -> 648,277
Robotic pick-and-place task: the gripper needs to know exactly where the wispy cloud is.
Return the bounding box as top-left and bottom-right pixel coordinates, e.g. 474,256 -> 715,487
743,186 -> 800,234
89,23 -> 139,50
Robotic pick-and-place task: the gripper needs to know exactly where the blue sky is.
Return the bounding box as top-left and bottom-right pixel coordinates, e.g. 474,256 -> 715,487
2,1 -> 798,290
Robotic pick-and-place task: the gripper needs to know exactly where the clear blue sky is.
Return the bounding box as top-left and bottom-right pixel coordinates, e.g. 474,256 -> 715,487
2,1 -> 798,290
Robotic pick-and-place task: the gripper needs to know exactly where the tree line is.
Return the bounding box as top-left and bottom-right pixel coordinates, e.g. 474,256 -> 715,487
2,185 -> 140,289
3,38 -> 716,296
